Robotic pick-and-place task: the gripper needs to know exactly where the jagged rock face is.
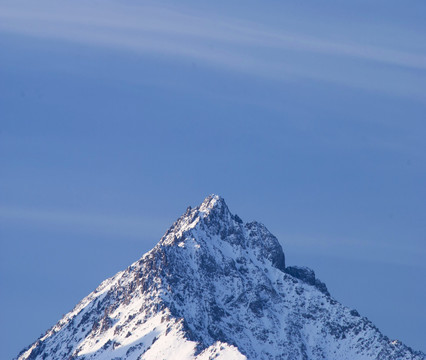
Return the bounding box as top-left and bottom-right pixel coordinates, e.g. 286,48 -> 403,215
17,195 -> 425,360
285,266 -> 330,296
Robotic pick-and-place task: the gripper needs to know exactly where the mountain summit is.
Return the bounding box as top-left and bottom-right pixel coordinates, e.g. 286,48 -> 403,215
17,195 -> 425,360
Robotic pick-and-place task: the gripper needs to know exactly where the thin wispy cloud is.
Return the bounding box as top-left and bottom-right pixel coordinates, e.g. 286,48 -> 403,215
281,232 -> 426,270
0,0 -> 425,99
0,205 -> 167,239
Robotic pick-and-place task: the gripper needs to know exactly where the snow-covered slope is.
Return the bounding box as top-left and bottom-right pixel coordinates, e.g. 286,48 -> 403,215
17,195 -> 425,360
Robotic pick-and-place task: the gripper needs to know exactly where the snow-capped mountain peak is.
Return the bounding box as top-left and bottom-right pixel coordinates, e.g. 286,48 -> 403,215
158,194 -> 285,272
17,195 -> 425,360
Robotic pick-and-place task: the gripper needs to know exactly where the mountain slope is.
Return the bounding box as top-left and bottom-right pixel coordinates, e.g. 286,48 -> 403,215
17,195 -> 425,360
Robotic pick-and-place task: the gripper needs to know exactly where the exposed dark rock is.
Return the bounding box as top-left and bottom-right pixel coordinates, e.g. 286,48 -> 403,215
285,266 -> 330,296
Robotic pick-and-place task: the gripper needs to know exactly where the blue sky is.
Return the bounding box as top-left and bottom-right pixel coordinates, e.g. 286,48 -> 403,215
1,1 -> 425,358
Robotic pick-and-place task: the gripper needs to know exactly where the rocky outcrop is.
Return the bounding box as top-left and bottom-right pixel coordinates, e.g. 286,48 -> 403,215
285,266 -> 330,296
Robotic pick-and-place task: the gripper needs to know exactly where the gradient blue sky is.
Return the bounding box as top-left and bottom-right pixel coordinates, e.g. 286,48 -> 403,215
1,1 -> 425,358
